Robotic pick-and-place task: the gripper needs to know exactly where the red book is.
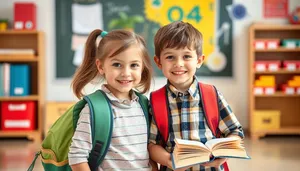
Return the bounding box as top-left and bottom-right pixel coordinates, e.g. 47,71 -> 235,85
14,2 -> 36,30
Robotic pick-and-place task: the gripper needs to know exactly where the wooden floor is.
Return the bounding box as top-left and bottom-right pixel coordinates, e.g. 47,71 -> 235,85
0,136 -> 300,171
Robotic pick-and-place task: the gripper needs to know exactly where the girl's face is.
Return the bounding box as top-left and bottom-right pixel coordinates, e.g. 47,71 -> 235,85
96,44 -> 144,100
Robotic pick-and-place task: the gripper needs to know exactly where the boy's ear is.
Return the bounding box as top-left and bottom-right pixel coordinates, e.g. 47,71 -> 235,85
154,56 -> 162,69
197,55 -> 205,68
96,59 -> 104,75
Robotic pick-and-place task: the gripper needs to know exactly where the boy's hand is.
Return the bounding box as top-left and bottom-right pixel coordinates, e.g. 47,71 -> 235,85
201,158 -> 228,168
166,155 -> 193,171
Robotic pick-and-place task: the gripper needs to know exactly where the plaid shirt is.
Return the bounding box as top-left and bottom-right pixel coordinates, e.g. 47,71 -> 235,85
149,77 -> 244,171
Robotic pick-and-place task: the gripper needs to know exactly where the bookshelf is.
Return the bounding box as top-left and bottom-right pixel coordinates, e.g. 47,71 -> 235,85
249,24 -> 300,140
0,30 -> 44,141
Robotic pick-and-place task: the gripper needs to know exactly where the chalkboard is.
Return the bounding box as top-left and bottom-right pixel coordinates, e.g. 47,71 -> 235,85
55,0 -> 232,78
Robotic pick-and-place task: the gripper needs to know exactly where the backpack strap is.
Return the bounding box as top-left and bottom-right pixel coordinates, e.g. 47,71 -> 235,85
84,90 -> 113,171
84,90 -> 150,171
135,92 -> 150,141
198,83 -> 220,136
199,83 -> 229,171
150,86 -> 169,143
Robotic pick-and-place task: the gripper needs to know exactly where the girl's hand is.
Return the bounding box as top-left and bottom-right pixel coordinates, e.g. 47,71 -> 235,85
201,158 -> 228,168
149,159 -> 159,171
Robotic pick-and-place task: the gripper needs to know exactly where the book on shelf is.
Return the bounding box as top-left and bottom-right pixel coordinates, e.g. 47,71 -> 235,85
0,48 -> 35,55
171,137 -> 250,169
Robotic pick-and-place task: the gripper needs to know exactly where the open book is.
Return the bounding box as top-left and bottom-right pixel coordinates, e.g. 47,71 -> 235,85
171,137 -> 250,169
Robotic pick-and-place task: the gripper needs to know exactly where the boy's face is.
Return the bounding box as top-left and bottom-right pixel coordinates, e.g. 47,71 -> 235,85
154,47 -> 204,91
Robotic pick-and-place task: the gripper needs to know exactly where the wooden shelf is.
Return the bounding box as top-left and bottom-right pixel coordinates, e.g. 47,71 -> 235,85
0,95 -> 39,101
0,55 -> 38,62
0,30 -> 39,35
250,23 -> 300,30
251,127 -> 300,139
255,92 -> 300,97
0,31 -> 44,142
255,47 -> 300,52
0,131 -> 41,141
262,127 -> 300,134
255,69 -> 300,74
249,24 -> 300,140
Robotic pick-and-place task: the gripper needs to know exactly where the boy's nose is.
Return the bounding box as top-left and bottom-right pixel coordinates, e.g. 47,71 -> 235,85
174,59 -> 184,67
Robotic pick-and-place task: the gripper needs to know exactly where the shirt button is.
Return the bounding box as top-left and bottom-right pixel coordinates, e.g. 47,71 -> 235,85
178,92 -> 183,97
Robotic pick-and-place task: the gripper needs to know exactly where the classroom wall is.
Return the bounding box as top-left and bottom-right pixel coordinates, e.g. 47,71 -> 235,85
0,0 -> 299,128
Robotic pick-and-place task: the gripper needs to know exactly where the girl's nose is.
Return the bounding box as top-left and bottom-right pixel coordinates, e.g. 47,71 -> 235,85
121,67 -> 131,77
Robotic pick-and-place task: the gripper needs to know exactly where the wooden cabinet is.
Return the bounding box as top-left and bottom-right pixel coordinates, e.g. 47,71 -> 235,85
0,30 -> 44,141
249,24 -> 300,139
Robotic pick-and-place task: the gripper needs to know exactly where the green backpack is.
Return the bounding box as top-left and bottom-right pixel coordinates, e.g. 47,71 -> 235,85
27,90 -> 149,171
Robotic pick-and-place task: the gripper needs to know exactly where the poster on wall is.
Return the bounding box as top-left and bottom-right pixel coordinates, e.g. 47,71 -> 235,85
56,0 -> 233,78
264,0 -> 288,18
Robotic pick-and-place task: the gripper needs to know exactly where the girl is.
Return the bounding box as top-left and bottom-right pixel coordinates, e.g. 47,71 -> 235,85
69,29 -> 155,171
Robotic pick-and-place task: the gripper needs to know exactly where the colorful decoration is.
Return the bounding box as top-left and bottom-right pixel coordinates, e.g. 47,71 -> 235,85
289,7 -> 300,24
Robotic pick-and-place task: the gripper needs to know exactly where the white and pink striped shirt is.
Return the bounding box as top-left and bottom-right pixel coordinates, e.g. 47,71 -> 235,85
68,85 -> 151,171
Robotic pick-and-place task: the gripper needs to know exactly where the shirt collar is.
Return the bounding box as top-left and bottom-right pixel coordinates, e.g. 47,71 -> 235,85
101,84 -> 139,104
166,76 -> 199,99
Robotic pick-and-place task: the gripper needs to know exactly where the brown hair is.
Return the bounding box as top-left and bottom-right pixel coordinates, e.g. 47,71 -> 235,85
71,29 -> 153,99
154,21 -> 203,57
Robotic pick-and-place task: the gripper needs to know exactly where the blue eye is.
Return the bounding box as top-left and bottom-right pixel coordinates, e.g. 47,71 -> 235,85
112,63 -> 121,67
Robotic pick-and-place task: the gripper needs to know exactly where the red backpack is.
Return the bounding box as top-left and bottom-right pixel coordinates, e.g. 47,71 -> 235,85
150,82 -> 229,171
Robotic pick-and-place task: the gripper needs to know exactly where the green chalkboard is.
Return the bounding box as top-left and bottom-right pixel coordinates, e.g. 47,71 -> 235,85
55,0 -> 232,78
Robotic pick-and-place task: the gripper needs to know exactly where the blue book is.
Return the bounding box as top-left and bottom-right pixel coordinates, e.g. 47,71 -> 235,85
0,64 -> 3,96
9,64 -> 30,96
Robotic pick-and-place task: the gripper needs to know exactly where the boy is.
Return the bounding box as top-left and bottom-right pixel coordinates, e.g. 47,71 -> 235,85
148,21 -> 244,171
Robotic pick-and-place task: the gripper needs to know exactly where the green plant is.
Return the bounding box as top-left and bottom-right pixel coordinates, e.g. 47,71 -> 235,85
108,12 -> 144,30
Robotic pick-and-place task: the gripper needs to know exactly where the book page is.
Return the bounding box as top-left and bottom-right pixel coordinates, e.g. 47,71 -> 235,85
205,137 -> 240,150
172,153 -> 210,169
212,148 -> 250,159
175,138 -> 209,150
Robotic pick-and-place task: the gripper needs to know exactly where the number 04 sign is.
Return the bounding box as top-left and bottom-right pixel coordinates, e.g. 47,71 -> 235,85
145,0 -> 233,76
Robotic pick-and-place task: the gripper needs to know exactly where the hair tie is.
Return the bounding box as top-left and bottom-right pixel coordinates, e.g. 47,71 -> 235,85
100,31 -> 108,37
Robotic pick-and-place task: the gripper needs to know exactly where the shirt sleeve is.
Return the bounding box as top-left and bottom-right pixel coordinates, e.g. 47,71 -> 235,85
148,101 -> 162,145
216,89 -> 245,139
68,105 -> 93,165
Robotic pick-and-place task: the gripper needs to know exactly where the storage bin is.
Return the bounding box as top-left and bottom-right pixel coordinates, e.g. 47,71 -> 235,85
282,84 -> 295,94
282,39 -> 299,48
254,40 -> 265,49
253,110 -> 280,131
266,39 -> 280,49
1,101 -> 35,130
283,61 -> 299,71
254,61 -> 281,71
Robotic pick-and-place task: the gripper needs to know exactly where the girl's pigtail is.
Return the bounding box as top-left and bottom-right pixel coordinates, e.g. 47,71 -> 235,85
71,29 -> 102,99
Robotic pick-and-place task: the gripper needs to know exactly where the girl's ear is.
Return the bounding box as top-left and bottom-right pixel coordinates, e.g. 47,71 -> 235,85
96,59 -> 104,75
197,55 -> 205,68
154,56 -> 162,69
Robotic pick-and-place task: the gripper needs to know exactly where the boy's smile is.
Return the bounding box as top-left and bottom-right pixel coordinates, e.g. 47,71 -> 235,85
154,47 -> 204,92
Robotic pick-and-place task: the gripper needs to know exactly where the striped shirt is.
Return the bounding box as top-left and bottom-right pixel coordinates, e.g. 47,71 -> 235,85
69,85 -> 151,171
149,77 -> 244,171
